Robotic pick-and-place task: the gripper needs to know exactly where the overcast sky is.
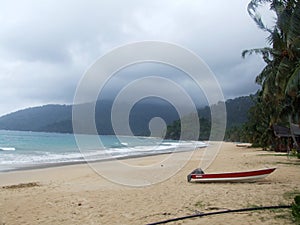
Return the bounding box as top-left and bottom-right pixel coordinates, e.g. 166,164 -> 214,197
0,0 -> 273,116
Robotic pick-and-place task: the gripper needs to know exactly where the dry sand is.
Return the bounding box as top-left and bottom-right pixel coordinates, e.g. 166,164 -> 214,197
0,142 -> 299,225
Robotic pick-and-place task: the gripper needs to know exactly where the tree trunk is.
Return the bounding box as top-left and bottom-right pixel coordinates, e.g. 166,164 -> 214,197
289,114 -> 300,154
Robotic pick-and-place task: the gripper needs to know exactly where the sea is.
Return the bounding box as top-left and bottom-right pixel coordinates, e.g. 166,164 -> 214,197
0,130 -> 207,172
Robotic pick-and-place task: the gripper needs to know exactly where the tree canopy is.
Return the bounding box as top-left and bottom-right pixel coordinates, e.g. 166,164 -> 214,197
243,0 -> 300,148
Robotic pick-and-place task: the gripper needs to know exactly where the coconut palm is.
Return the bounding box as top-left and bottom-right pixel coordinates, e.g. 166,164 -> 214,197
243,0 -> 300,148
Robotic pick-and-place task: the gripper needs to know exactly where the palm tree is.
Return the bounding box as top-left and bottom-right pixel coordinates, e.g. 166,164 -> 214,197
243,0 -> 300,148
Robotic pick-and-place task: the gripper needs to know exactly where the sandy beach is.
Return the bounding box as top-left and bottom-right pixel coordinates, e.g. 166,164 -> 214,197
0,142 -> 299,225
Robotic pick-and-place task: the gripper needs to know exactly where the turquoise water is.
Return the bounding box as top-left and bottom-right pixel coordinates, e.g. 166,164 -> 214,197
0,130 -> 207,171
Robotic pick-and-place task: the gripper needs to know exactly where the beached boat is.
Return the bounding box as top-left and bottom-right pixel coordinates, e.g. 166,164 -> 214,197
187,168 -> 276,182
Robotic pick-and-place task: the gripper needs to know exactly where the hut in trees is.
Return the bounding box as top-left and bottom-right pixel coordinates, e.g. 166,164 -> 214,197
272,125 -> 292,152
291,123 -> 300,148
272,124 -> 300,152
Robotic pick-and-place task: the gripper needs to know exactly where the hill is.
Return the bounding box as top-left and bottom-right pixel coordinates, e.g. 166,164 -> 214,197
165,95 -> 255,140
196,95 -> 254,128
0,104 -> 72,132
0,98 -> 180,135
0,95 -> 254,137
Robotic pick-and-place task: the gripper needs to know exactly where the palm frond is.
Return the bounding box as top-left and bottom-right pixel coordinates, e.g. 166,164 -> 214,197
275,57 -> 293,88
242,47 -> 274,63
287,1 -> 300,46
270,0 -> 285,17
261,70 -> 278,100
285,63 -> 300,96
267,28 -> 285,49
255,63 -> 274,84
247,0 -> 273,33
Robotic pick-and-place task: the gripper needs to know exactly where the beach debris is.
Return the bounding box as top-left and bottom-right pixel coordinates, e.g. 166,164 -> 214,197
236,143 -> 251,148
1,182 -> 40,189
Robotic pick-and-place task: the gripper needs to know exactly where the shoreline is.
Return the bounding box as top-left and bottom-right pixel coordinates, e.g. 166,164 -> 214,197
0,142 -> 299,225
0,145 -> 207,173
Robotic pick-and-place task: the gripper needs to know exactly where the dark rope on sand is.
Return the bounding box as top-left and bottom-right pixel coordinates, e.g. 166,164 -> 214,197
146,205 -> 291,225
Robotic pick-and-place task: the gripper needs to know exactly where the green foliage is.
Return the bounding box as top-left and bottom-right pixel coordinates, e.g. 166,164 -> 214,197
225,96 -> 255,128
166,96 -> 254,141
242,92 -> 275,148
225,125 -> 248,143
243,0 -> 300,149
165,116 -> 210,140
290,148 -> 300,158
292,195 -> 300,224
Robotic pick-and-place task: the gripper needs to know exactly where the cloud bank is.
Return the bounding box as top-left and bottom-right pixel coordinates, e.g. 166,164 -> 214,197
0,0 -> 270,116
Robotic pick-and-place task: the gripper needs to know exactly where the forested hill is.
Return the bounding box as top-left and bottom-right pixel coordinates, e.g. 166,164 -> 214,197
165,95 -> 254,140
0,95 -> 254,136
195,95 -> 254,126
221,95 -> 254,128
0,104 -> 72,133
0,98 -> 180,135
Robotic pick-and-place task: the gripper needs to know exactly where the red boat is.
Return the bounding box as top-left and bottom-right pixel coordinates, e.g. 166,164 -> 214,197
187,168 -> 276,182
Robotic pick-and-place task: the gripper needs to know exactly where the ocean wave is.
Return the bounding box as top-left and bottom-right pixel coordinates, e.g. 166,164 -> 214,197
0,132 -> 208,171
0,147 -> 16,151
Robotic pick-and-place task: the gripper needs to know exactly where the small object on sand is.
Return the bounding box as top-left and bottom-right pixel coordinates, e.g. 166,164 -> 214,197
236,143 -> 251,147
2,182 -> 40,189
187,168 -> 276,183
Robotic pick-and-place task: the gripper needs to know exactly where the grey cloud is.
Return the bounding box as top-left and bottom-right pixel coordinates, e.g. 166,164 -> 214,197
0,0 -> 270,116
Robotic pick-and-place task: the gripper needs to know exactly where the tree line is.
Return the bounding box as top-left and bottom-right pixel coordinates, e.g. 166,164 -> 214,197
242,0 -> 300,148
167,0 -> 300,150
